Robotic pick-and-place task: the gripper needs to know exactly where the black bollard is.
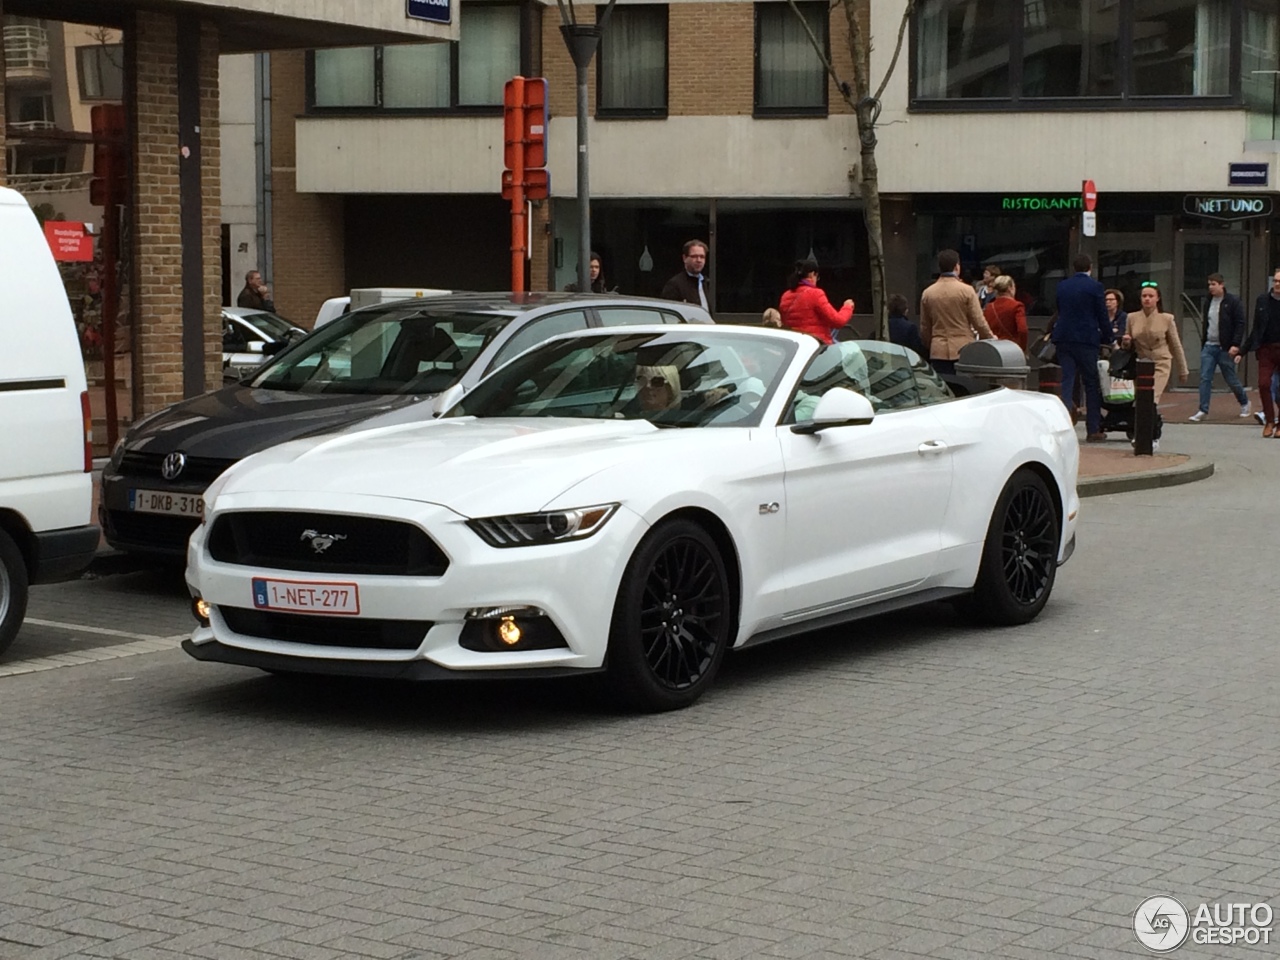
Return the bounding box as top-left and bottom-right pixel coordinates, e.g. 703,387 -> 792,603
1133,358 -> 1156,456
1037,364 -> 1061,398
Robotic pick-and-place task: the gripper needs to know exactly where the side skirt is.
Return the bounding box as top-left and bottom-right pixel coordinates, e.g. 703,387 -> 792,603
738,587 -> 970,650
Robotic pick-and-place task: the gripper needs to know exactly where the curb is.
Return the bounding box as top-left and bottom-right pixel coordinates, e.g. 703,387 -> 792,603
1078,457 -> 1215,498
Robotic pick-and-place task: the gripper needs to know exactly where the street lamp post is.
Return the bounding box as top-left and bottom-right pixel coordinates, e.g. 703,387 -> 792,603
555,0 -> 616,293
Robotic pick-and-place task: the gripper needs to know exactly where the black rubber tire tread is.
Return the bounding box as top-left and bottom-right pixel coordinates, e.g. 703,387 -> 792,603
0,527 -> 30,658
605,518 -> 731,712
967,469 -> 1059,626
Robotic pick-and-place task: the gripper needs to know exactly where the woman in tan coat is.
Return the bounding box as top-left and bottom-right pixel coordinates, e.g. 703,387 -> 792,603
1121,282 -> 1188,398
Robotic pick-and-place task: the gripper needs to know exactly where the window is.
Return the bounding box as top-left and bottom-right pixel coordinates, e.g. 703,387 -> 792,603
597,6 -> 668,117
915,0 -> 1243,107
490,311 -> 590,369
1242,0 -> 1279,138
77,44 -> 124,101
596,307 -> 680,326
755,2 -> 828,114
787,342 -> 921,422
310,3 -> 525,112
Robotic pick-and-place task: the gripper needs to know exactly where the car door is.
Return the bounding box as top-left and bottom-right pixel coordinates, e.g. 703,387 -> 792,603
776,342 -> 954,616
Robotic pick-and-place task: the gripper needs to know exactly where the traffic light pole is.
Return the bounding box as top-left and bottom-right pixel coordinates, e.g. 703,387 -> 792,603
509,76 -> 527,293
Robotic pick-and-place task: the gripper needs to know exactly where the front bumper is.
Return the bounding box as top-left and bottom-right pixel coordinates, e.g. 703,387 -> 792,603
100,468 -> 208,558
181,637 -> 601,680
30,524 -> 100,583
185,491 -> 647,676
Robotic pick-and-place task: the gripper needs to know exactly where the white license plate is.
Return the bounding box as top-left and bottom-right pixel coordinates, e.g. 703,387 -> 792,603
129,489 -> 205,517
251,577 -> 360,615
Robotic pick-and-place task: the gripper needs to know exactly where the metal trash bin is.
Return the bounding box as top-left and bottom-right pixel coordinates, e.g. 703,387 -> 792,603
955,339 -> 1030,389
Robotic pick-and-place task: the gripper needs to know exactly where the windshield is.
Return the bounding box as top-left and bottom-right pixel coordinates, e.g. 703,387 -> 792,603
239,311 -> 299,341
448,331 -> 795,428
248,306 -> 513,395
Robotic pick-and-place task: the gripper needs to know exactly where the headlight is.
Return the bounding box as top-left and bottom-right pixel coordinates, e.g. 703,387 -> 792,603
467,504 -> 618,548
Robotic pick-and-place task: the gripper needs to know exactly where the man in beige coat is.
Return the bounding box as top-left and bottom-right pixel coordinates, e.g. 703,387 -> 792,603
920,249 -> 994,375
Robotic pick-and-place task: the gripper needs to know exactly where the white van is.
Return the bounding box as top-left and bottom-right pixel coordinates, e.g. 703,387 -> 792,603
0,187 -> 98,654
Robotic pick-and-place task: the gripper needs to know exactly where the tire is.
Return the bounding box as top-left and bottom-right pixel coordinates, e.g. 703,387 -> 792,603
0,528 -> 30,658
966,470 -> 1059,626
605,518 -> 732,712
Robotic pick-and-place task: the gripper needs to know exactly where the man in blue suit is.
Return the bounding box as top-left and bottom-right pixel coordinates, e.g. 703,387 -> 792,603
1051,254 -> 1113,442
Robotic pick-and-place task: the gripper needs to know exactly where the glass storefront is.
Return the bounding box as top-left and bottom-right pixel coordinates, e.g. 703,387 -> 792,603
915,193 -> 1274,382
566,200 -> 869,317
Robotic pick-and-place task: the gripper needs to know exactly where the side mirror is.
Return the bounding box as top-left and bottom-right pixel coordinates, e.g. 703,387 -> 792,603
246,340 -> 265,354
791,387 -> 875,435
431,383 -> 465,417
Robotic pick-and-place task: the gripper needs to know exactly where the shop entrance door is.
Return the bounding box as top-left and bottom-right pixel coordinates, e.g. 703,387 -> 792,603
1176,235 -> 1249,383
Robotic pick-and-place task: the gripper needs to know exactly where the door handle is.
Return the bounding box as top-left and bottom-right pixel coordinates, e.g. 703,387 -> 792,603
917,440 -> 948,455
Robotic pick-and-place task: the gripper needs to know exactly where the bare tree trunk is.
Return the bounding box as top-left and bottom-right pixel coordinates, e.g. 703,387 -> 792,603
788,0 -> 913,342
843,2 -> 886,339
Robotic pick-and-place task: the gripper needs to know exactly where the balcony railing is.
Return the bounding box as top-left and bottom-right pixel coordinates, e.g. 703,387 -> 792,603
4,24 -> 50,71
9,119 -> 56,133
5,172 -> 92,194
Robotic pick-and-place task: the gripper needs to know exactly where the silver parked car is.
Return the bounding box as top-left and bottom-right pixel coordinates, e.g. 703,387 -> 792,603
102,293 -> 713,559
221,306 -> 307,382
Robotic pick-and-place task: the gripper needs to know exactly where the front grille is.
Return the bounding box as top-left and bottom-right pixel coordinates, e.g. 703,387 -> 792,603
219,606 -> 431,650
106,510 -> 200,552
119,451 -> 235,486
207,511 -> 449,576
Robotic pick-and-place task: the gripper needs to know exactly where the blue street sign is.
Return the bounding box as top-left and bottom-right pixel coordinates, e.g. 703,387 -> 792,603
408,0 -> 450,24
1228,162 -> 1269,188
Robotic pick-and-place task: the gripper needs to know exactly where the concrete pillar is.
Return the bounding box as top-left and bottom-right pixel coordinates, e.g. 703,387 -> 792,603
0,0 -> 7,184
129,10 -> 222,416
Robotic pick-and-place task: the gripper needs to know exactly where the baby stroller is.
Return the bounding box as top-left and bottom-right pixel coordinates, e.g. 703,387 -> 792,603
1098,348 -> 1162,446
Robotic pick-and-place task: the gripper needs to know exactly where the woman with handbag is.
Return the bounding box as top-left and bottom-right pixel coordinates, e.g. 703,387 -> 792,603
983,275 -> 1027,352
1121,281 -> 1188,399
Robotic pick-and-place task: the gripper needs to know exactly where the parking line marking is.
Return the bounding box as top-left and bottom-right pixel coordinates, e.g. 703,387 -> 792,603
0,636 -> 185,678
22,618 -> 178,642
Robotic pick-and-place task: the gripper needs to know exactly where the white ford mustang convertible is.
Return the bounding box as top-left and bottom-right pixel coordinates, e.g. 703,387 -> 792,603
185,326 -> 1079,711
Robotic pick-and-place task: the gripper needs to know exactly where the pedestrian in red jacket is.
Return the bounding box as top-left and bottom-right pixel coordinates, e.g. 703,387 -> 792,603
778,258 -> 853,345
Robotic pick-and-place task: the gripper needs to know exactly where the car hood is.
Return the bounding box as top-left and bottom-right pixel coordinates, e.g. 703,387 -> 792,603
120,386 -> 424,460
217,417 -> 692,517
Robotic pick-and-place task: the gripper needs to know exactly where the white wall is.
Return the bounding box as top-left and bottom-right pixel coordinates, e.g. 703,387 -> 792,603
219,53 -> 259,294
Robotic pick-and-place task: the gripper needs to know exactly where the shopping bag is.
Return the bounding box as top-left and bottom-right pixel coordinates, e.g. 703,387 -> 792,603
1032,335 -> 1056,364
1098,359 -> 1135,403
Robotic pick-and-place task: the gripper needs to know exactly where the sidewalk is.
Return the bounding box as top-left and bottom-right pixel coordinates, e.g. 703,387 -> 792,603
1070,384 -> 1254,496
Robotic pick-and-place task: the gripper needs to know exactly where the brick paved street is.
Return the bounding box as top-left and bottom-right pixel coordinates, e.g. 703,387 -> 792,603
2,422 -> 1278,960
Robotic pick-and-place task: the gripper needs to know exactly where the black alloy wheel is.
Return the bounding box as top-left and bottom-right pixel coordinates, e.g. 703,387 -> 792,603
967,470 -> 1059,626
607,518 -> 731,711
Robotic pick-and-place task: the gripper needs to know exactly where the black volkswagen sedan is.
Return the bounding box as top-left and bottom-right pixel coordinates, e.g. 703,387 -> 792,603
101,292 -> 712,559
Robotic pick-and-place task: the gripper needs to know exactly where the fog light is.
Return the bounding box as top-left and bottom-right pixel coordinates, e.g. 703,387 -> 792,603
192,597 -> 211,626
497,616 -> 521,646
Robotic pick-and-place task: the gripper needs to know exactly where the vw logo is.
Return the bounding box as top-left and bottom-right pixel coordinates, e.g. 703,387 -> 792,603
160,452 -> 187,481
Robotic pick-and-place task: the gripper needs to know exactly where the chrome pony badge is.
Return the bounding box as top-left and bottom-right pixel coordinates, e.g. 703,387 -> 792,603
161,452 -> 187,480
300,529 -> 347,554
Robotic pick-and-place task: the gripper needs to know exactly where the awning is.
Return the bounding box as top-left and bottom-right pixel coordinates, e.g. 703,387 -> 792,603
3,0 -> 455,52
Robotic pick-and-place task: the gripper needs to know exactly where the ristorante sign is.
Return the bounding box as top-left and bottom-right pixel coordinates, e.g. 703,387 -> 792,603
1001,196 -> 1084,211
1184,195 -> 1275,221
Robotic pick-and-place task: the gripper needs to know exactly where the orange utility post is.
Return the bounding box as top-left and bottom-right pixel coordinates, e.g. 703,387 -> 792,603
502,77 -> 549,292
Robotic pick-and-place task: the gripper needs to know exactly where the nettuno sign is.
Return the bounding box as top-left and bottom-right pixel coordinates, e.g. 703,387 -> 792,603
1001,196 -> 1084,211
1184,195 -> 1275,222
